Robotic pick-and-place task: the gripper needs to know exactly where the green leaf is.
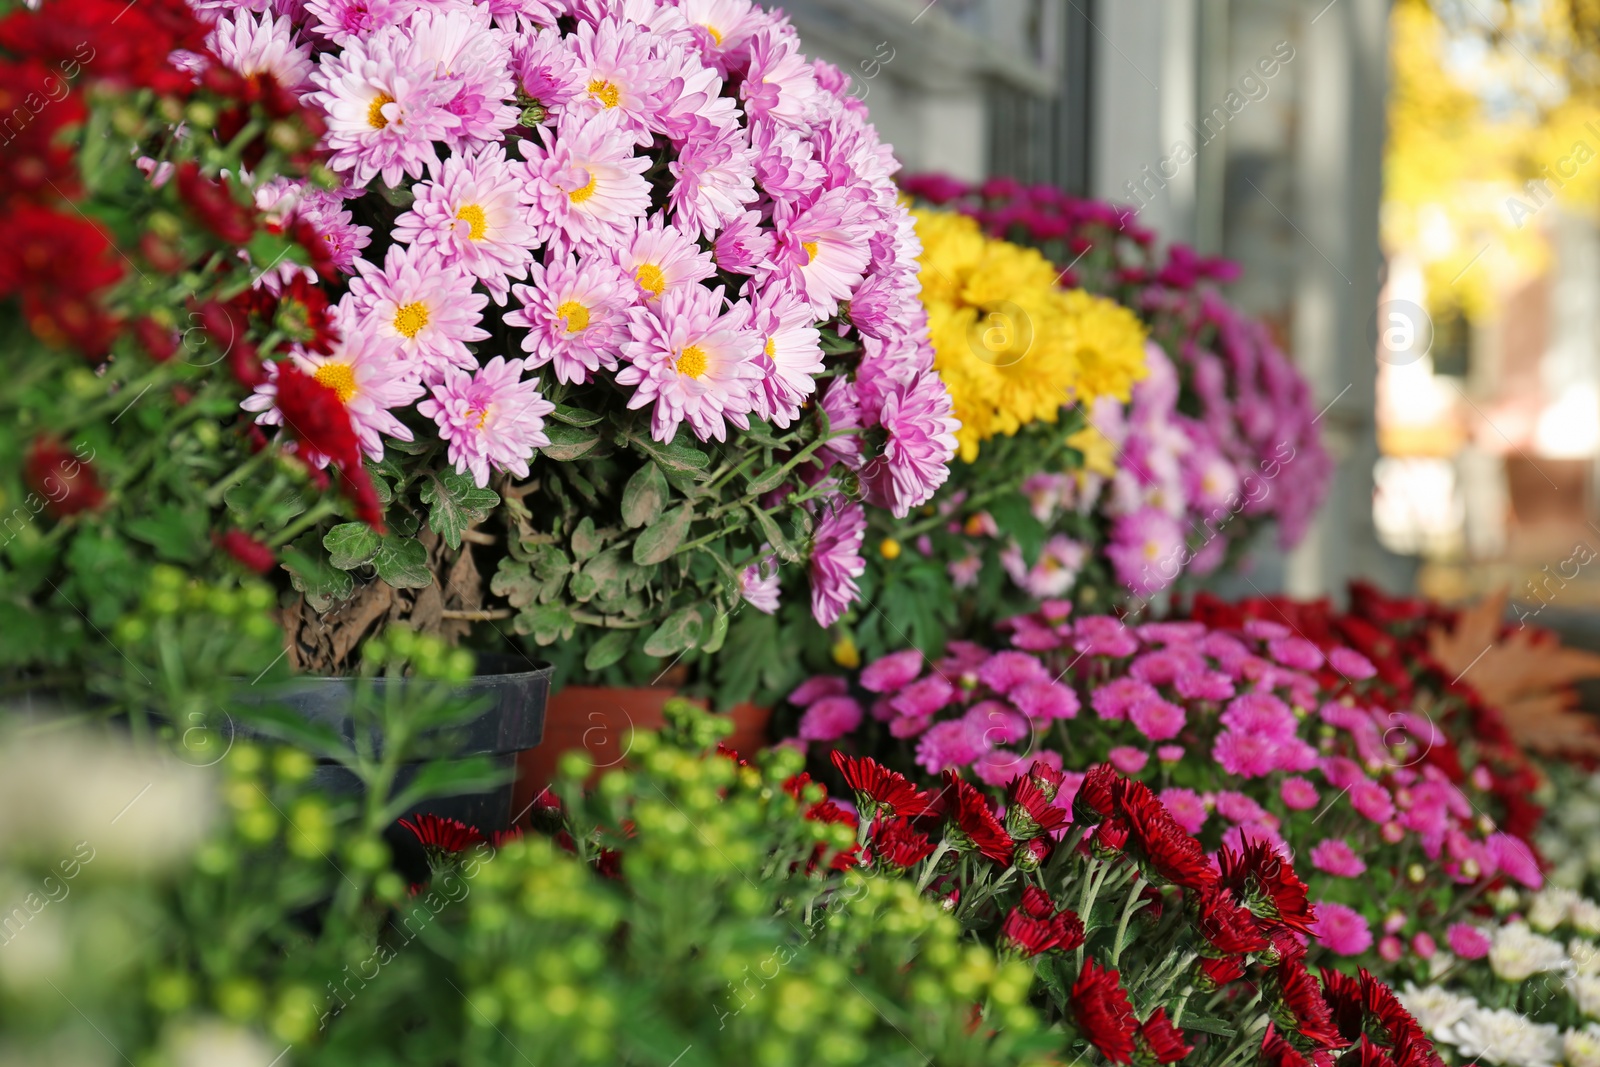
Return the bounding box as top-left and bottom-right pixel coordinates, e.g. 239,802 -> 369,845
542,423 -> 601,461
281,534 -> 354,611
569,570 -> 598,601
490,557 -> 540,608
551,404 -> 604,427
700,606 -> 730,656
818,328 -> 859,356
584,630 -> 633,671
384,756 -> 509,823
748,506 -> 800,563
420,470 -> 500,550
745,463 -> 790,496
630,431 -> 710,475
527,543 -> 572,580
125,504 -> 209,563
571,517 -> 604,560
988,493 -> 1047,565
514,604 -> 575,646
642,606 -> 702,657
232,702 -> 349,762
374,536 -> 432,589
632,504 -> 692,566
387,437 -> 431,455
620,463 -> 668,529
246,229 -> 308,274
323,522 -> 380,570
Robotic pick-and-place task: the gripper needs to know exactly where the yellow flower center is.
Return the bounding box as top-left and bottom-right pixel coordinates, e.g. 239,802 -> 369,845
367,92 -> 395,130
455,203 -> 488,241
802,240 -> 818,262
1143,539 -> 1163,560
676,344 -> 708,379
557,300 -> 590,333
587,79 -> 620,108
763,336 -> 776,359
1042,556 -> 1061,573
705,25 -> 724,44
467,407 -> 491,431
312,362 -> 358,404
568,169 -> 598,203
393,301 -> 429,339
635,263 -> 666,299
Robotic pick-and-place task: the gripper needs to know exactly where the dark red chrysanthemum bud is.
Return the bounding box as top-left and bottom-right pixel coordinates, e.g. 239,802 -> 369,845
24,437 -> 103,517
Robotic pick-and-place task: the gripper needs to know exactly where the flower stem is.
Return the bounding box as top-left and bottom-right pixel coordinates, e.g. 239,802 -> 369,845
916,840 -> 955,895
1074,859 -> 1112,972
1109,872 -> 1147,969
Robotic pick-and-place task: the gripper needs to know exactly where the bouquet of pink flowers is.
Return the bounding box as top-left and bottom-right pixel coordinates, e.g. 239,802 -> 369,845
159,0 -> 957,674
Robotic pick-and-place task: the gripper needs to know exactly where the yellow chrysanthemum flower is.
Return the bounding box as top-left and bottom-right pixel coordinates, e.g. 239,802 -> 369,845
914,208 -> 1148,461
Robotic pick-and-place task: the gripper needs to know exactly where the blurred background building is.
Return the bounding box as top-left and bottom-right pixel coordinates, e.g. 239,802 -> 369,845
778,0 -> 1403,602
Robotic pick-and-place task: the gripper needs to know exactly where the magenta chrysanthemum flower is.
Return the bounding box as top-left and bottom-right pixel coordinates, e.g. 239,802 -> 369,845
1073,615 -> 1139,658
861,374 -> 959,519
1213,791 -> 1273,826
616,284 -> 763,443
307,25 -> 458,187
860,649 -> 923,693
566,17 -> 672,134
392,144 -> 536,305
976,651 -> 1049,695
518,108 -> 652,255
1108,746 -> 1147,774
303,0 -> 410,47
712,209 -> 775,274
1446,922 -> 1492,959
1487,832 -> 1543,889
797,695 -> 862,743
508,26 -> 585,124
346,244 -> 489,383
1219,692 -> 1298,739
1158,787 -> 1208,835
403,7 -> 517,153
1128,696 -> 1185,742
506,253 -> 634,385
208,12 -> 313,92
241,330 -> 424,464
1280,777 -> 1320,811
1310,839 -> 1367,878
1173,668 -> 1235,702
1349,780 -> 1396,824
740,23 -> 824,129
418,356 -> 555,487
614,214 -> 716,305
1328,647 -> 1378,680
764,188 -> 872,318
747,287 -> 823,429
915,717 -> 989,776
1090,678 -> 1159,722
1000,535 -> 1087,599
737,557 -> 780,614
1106,507 -> 1187,597
789,675 -> 847,706
1009,680 -> 1079,722
889,674 -> 955,719
807,497 -> 866,627
1310,902 -> 1372,956
1267,636 -> 1324,672
668,122 -> 757,238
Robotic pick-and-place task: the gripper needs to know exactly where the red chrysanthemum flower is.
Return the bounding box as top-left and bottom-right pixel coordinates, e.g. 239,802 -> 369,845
1192,885 -> 1267,956
831,751 -> 936,819
1357,969 -> 1435,1058
1114,777 -> 1216,891
1073,761 -> 1118,824
1137,1008 -> 1193,1065
0,61 -> 86,209
1013,836 -> 1051,871
399,813 -> 486,861
1002,885 -> 1085,955
1070,958 -> 1138,1065
1340,1035 -> 1400,1067
1005,773 -> 1069,841
24,437 -> 104,518
1196,954 -> 1246,990
868,816 -> 935,870
1271,956 -> 1346,1050
0,205 -> 123,301
214,530 -> 276,574
490,827 -> 524,849
1091,814 -> 1129,857
1219,840 -> 1316,934
1027,759 -> 1066,801
1318,964 -> 1366,1045
939,770 -> 1014,864
1259,1023 -> 1314,1067
999,909 -> 1060,958
273,361 -> 385,531
176,163 -> 256,245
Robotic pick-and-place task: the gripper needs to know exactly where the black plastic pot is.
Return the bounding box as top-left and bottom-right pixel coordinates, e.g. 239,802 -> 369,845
239,653 -> 552,881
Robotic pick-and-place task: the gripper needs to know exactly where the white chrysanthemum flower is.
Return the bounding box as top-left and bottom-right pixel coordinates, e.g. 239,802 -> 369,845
1529,887 -> 1580,932
1446,1006 -> 1561,1067
166,1020 -> 282,1067
1573,938 -> 1600,976
1566,1023 -> 1600,1067
1571,974 -> 1600,1019
1575,899 -> 1600,937
1491,921 -> 1571,982
1397,982 -> 1478,1037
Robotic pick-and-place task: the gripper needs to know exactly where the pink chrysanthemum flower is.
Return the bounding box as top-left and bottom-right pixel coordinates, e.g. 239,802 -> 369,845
392,144 -> 536,305
506,253 -> 634,385
616,284 -> 763,443
915,717 -> 989,776
789,676 -> 847,706
740,23 -> 824,129
1158,787 -> 1208,835
481,0 -> 565,31
1010,680 -> 1079,721
738,557 -> 781,614
614,215 -> 716,305
860,649 -> 923,692
566,17 -> 671,134
518,108 -> 652,255
861,374 -> 959,519
346,243 -> 489,383
1280,777 -> 1320,811
808,497 -> 866,627
712,209 -> 774,274
765,189 -> 872,318
208,12 -> 313,92
303,0 -> 410,47
750,120 -> 824,205
298,189 -> 373,276
1310,839 -> 1367,878
509,26 -> 586,125
1090,678 -> 1158,722
677,0 -> 765,72
1000,535 -> 1087,599
650,38 -> 741,143
1447,922 -> 1492,959
403,6 -> 518,152
1129,696 -> 1186,742
1108,746 -> 1148,774
241,329 -> 424,464
747,287 -> 822,428
418,356 -> 555,487
1106,507 -> 1187,598
1310,902 -> 1373,956
307,27 -> 459,187
668,123 -> 757,239
798,694 -> 862,743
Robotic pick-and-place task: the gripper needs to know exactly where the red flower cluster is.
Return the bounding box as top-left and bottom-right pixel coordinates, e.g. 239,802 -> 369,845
939,770 -> 1014,863
214,530 -> 276,574
1070,958 -> 1191,1065
274,363 -> 384,531
832,750 -> 937,819
999,885 -> 1084,958
399,814 -> 486,860
23,436 -> 104,518
1261,965 -> 1444,1067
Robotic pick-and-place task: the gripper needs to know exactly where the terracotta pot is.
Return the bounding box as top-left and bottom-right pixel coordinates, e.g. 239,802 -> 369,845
512,686 -> 771,818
